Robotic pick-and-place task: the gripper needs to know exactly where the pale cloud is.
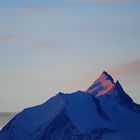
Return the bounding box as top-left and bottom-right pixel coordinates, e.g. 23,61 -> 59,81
114,60 -> 140,76
0,35 -> 33,47
23,0 -> 140,14
24,3 -> 59,16
25,4 -> 48,16
75,0 -> 139,3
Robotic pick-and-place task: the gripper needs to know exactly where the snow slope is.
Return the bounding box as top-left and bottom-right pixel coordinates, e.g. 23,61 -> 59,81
0,94 -> 65,140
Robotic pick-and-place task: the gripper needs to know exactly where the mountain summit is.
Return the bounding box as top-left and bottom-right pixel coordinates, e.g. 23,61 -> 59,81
86,71 -> 115,96
0,71 -> 140,140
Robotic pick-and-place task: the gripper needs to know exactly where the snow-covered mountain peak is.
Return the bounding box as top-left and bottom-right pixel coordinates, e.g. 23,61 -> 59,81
1,71 -> 140,140
86,71 -> 115,96
113,81 -> 125,93
104,80 -> 126,96
100,71 -> 114,83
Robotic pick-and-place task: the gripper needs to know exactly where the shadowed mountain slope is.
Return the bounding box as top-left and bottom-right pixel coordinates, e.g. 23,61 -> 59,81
0,71 -> 140,140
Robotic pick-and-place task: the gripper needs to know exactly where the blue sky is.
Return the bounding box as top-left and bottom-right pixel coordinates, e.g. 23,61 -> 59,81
0,0 -> 140,112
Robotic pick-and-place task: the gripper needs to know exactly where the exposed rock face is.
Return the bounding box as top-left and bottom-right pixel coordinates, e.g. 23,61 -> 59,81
86,71 -> 115,96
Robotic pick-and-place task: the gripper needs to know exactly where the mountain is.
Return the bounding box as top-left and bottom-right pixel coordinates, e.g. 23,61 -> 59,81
86,71 -> 115,96
0,113 -> 16,130
0,71 -> 140,140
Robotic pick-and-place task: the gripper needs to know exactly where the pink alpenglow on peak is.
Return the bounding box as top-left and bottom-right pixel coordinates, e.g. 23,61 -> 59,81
86,71 -> 115,96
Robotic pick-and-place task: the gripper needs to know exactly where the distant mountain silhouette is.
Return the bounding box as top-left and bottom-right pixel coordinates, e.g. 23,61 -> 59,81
0,72 -> 140,140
